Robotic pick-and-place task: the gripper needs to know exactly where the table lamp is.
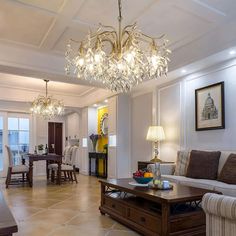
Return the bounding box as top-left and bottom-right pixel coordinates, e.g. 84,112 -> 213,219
146,126 -> 165,162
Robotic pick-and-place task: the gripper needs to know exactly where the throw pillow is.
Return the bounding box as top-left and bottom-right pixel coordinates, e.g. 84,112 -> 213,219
218,153 -> 236,184
174,151 -> 190,176
186,150 -> 221,180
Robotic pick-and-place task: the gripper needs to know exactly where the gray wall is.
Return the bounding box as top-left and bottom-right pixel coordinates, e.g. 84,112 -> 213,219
131,93 -> 152,172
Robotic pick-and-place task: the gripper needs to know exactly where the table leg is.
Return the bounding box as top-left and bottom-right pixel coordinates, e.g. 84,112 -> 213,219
161,202 -> 170,236
89,157 -> 91,176
29,161 -> 33,187
57,162 -> 61,185
46,160 -> 49,180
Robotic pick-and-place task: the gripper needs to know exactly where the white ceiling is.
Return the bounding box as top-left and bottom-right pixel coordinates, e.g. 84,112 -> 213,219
0,0 -> 236,105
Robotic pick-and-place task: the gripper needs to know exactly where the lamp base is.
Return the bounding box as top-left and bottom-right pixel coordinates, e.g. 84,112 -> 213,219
150,157 -> 162,163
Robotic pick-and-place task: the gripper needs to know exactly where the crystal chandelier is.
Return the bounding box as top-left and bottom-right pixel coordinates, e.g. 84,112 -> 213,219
30,80 -> 64,119
65,0 -> 171,92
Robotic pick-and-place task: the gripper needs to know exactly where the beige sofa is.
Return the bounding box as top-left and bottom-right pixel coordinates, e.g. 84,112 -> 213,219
202,193 -> 236,236
161,151 -> 236,197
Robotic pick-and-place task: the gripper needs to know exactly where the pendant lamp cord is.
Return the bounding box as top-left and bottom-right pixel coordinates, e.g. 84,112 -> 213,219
44,80 -> 49,97
118,0 -> 122,22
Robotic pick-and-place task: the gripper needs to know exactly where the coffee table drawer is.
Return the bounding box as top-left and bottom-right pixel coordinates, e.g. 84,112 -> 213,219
127,207 -> 161,233
104,197 -> 126,216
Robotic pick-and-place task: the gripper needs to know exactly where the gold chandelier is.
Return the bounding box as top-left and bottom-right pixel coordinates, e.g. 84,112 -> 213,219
30,80 -> 64,119
65,0 -> 171,92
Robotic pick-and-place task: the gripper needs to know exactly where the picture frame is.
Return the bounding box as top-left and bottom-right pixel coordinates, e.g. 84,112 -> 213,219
195,82 -> 225,131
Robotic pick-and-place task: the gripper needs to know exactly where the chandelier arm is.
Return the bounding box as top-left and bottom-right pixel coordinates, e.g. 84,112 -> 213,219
122,22 -> 137,35
98,23 -> 116,32
98,38 -> 115,53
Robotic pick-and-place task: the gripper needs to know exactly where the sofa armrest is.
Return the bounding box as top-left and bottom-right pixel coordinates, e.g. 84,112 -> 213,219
202,193 -> 236,220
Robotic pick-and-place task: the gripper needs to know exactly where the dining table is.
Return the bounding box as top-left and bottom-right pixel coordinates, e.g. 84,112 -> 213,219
24,153 -> 62,187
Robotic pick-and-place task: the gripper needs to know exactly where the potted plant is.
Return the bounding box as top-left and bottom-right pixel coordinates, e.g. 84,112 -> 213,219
37,144 -> 44,154
89,134 -> 101,152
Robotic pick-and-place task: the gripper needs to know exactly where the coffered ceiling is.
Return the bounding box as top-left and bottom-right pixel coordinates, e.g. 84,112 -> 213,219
0,0 -> 236,105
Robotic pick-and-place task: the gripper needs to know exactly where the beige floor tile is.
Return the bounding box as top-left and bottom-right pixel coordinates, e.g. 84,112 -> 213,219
26,209 -> 78,224
67,212 -> 116,229
108,230 -> 141,236
0,175 -> 139,235
15,221 -> 61,236
49,225 -> 108,236
10,206 -> 43,222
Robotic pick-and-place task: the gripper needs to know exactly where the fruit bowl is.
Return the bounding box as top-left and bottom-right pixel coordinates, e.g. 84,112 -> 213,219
133,176 -> 153,184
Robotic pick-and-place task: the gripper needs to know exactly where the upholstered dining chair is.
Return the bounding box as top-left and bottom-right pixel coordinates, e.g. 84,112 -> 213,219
48,146 -> 78,183
5,145 -> 29,188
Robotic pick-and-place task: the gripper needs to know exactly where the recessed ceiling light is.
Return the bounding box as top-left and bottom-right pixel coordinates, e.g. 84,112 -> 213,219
104,99 -> 108,103
229,50 -> 236,55
181,69 -> 187,73
93,104 -> 98,107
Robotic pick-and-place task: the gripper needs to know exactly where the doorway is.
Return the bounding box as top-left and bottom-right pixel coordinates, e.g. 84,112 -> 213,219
48,122 -> 63,155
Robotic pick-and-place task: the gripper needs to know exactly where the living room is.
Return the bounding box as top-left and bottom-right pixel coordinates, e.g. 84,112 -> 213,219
0,0 -> 236,236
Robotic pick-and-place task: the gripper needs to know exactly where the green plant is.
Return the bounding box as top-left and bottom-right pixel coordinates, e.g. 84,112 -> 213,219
38,144 -> 44,151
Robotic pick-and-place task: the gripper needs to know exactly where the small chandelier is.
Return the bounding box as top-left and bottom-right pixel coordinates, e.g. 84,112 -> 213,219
65,0 -> 171,92
30,80 -> 64,119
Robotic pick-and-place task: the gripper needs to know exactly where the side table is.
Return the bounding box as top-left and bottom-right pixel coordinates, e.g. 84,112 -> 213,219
89,152 -> 107,178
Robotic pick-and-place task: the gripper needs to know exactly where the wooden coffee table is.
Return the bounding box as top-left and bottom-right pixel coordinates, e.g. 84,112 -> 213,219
99,178 -> 219,236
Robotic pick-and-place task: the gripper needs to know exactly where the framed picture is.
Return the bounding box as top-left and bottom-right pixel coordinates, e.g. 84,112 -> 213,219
195,82 -> 225,131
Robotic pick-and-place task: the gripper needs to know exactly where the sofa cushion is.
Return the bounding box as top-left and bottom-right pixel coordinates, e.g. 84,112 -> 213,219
186,150 -> 221,180
218,154 -> 236,184
162,175 -> 190,184
174,151 -> 190,176
163,175 -> 236,197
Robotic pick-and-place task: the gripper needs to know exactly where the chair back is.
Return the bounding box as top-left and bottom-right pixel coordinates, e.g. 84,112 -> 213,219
66,146 -> 78,166
63,146 -> 72,164
5,145 -> 14,167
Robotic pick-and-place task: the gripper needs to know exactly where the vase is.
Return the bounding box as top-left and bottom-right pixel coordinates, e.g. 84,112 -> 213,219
92,141 -> 97,152
151,162 -> 161,187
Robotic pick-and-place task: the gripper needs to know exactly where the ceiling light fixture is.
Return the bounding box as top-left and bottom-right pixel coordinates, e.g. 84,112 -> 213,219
104,99 -> 108,103
30,80 -> 64,119
229,50 -> 236,55
65,0 -> 171,92
181,69 -> 187,73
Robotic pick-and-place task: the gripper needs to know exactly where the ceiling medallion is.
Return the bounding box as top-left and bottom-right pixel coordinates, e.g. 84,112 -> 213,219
65,0 -> 171,92
30,80 -> 64,119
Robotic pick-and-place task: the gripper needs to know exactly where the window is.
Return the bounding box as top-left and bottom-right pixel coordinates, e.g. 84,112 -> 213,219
8,117 -> 30,165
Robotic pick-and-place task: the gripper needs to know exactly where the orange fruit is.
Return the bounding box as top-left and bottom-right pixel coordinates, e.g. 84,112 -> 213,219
144,172 -> 153,177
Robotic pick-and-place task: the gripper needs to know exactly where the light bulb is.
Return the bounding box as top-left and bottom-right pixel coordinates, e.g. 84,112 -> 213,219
94,53 -> 101,63
78,58 -> 84,66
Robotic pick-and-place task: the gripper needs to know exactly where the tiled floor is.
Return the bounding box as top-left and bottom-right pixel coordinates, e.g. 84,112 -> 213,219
0,174 -> 140,236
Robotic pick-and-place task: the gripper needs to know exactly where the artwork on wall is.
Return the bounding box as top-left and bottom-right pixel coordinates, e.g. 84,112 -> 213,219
195,82 -> 225,131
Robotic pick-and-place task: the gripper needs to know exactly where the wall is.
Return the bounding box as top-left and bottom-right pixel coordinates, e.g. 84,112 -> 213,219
65,112 -> 80,145
131,60 -> 236,163
185,64 -> 236,150
131,93 -> 152,172
158,83 -> 181,162
97,106 -> 108,152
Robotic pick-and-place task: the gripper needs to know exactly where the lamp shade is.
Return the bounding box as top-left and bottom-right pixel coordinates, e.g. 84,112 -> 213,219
146,126 -> 165,142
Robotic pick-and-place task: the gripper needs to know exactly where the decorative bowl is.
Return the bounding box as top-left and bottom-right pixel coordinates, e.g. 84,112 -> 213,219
133,177 -> 153,184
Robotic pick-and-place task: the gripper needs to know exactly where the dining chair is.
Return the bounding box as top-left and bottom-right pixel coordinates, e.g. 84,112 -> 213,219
48,146 -> 78,183
5,145 -> 29,188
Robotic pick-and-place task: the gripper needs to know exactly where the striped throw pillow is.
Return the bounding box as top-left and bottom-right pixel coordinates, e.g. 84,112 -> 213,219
174,151 -> 190,176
